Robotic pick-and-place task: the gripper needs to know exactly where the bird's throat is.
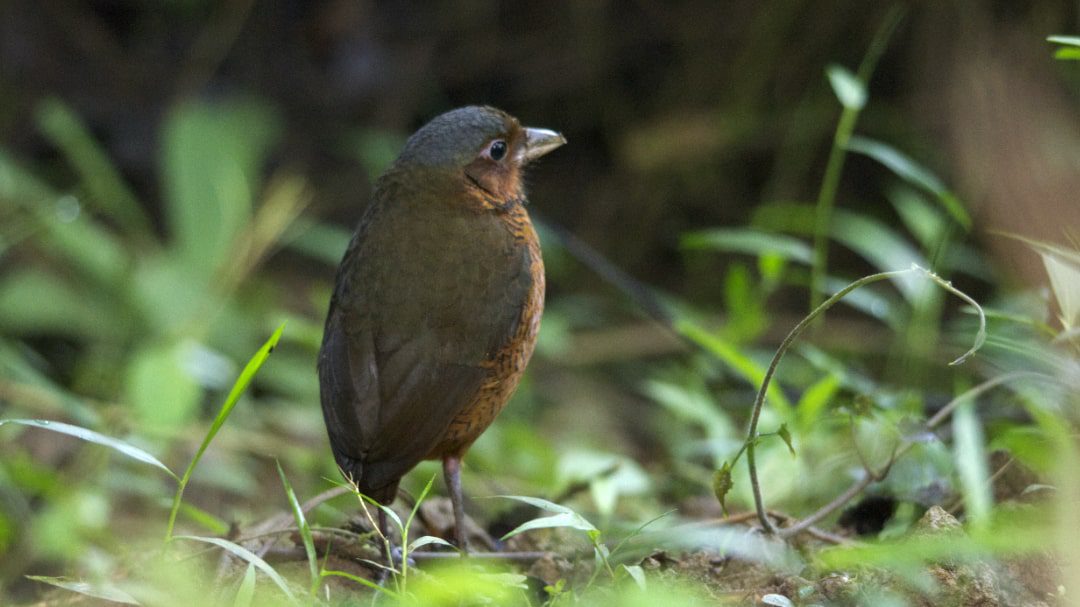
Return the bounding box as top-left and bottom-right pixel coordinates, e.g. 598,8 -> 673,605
464,174 -> 526,213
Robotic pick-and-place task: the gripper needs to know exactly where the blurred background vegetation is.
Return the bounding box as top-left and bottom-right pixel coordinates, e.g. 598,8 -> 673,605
1,1 -> 1079,605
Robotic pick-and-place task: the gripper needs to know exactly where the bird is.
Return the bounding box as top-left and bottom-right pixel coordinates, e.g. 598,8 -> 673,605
317,106 -> 565,552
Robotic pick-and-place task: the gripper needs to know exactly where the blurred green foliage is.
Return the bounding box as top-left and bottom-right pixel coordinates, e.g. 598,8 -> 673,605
0,4 -> 1079,605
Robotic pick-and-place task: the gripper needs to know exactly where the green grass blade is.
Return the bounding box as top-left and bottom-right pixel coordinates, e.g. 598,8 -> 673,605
809,6 -> 905,312
403,473 -> 438,544
953,400 -> 991,528
408,535 -> 454,552
26,576 -> 140,605
680,228 -> 813,264
0,418 -> 175,480
275,460 -> 319,597
796,372 -> 842,429
1047,35 -> 1080,47
847,136 -> 971,229
501,511 -> 597,540
165,323 -> 285,542
175,502 -> 230,535
175,535 -> 296,603
494,494 -> 577,515
232,564 -> 256,607
321,569 -> 401,599
674,318 -> 794,418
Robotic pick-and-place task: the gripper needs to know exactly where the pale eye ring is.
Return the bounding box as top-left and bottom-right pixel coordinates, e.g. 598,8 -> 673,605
486,139 -> 508,161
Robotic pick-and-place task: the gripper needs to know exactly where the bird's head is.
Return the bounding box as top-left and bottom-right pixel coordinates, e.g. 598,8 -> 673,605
391,106 -> 566,210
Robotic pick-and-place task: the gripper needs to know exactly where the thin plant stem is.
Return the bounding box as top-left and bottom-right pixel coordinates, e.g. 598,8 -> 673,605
749,269 -> 912,532
164,324 -> 284,542
748,265 -> 985,533
809,6 -> 906,312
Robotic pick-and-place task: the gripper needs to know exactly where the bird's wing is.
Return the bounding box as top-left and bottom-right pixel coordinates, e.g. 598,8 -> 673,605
318,303 -> 493,494
318,202 -> 535,497
317,306 -> 378,474
363,335 -> 491,489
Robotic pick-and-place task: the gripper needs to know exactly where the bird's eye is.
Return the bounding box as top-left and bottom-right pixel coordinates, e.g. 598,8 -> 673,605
487,140 -> 508,161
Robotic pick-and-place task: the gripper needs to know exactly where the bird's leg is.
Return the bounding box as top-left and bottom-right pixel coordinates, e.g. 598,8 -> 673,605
378,508 -> 389,543
442,456 -> 469,554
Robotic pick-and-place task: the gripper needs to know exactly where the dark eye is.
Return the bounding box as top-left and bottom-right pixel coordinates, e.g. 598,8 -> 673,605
487,140 -> 508,161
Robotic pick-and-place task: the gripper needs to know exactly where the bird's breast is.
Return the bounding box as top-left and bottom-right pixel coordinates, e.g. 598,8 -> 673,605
349,195 -> 540,360
426,204 -> 545,457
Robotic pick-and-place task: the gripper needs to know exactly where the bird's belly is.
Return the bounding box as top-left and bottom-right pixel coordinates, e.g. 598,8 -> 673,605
425,239 -> 544,458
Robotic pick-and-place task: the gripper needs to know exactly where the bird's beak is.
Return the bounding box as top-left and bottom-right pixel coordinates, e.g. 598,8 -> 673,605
522,127 -> 567,162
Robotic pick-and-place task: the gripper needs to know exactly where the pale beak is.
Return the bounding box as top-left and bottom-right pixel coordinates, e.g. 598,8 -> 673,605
522,127 -> 567,162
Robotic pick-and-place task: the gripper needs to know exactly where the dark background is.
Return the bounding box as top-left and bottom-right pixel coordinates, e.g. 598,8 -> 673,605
4,1 -> 1077,293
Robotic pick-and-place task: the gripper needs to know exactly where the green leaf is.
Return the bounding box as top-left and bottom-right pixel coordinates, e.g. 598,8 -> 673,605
588,459 -> 651,520
796,372 -> 843,428
0,419 -> 175,479
758,251 -> 788,286
830,211 -> 928,299
724,263 -> 767,340
996,234 -> 1080,331
232,564 -> 256,607
125,342 -> 202,430
496,495 -> 597,540
495,494 -> 580,516
35,98 -> 151,236
675,318 -> 794,417
357,496 -> 402,532
501,512 -> 598,540
0,270 -> 124,339
161,100 -> 281,281
953,400 -> 991,529
777,423 -> 796,456
320,569 -> 400,598
889,186 -> 945,252
479,572 -> 529,590
681,228 -> 812,264
1047,35 -> 1080,47
1036,245 -> 1080,330
847,136 -> 971,229
176,502 -> 230,535
26,576 -> 140,605
644,379 -> 731,441
826,64 -> 867,110
712,461 -> 734,517
498,507 -> 596,535
621,564 -> 647,590
281,219 -> 352,265
190,323 -> 284,466
165,324 -> 285,542
751,201 -> 817,236
276,461 -> 319,596
175,535 -> 296,603
0,148 -> 55,206
403,473 -> 439,549
408,535 -> 455,552
46,212 -> 131,288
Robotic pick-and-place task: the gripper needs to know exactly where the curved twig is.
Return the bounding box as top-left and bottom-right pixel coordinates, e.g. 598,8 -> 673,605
748,265 -> 987,533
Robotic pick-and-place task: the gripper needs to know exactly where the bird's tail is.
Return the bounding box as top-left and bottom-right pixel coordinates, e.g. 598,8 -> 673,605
335,454 -> 398,505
